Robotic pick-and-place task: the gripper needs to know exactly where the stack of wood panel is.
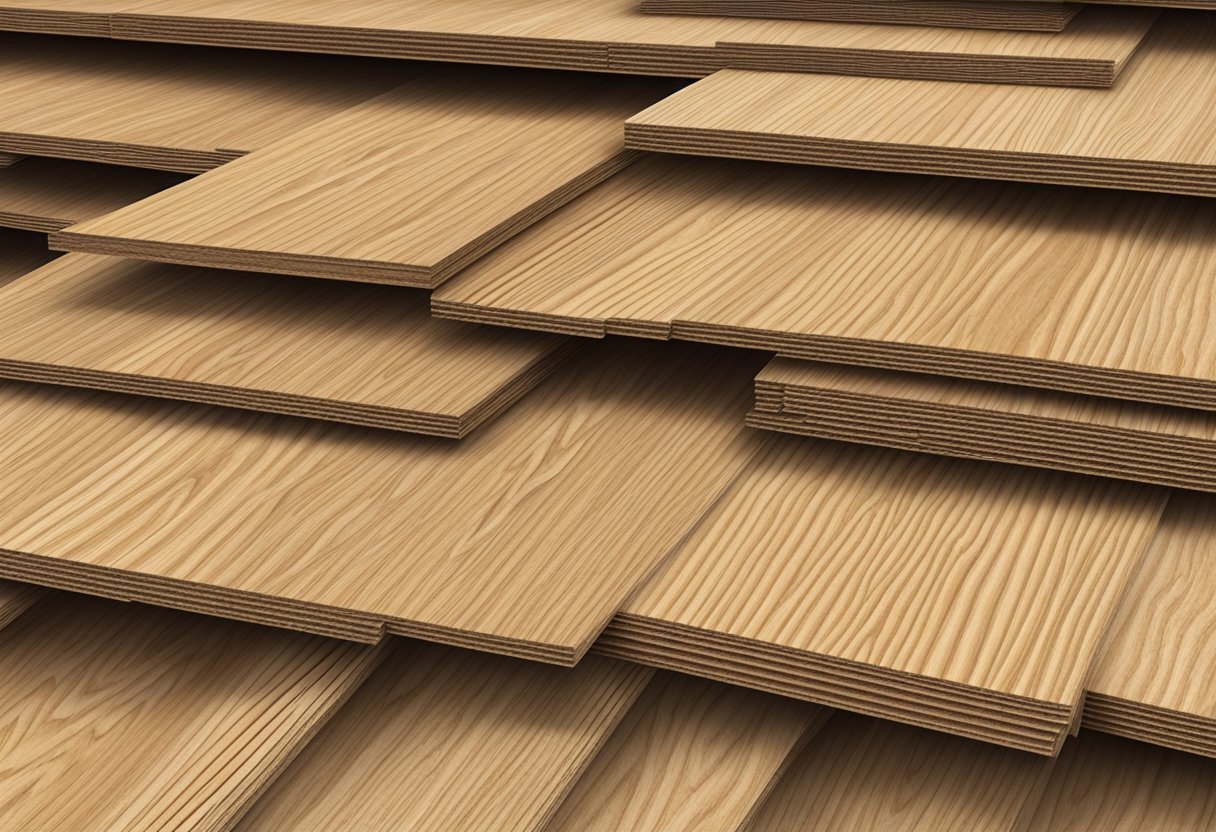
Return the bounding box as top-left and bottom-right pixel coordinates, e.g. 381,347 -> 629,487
0,1 -> 1215,828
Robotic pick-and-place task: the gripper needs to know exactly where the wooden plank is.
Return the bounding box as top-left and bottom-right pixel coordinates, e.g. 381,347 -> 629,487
0,579 -> 42,629
0,32 -> 409,172
1083,493 -> 1216,758
0,157 -> 184,232
0,341 -> 761,661
0,227 -> 57,286
434,155 -> 1216,411
0,254 -> 568,436
749,358 -> 1216,492
54,70 -> 675,287
547,674 -> 829,831
236,642 -> 651,831
0,0 -> 1157,85
747,712 -> 1053,831
1021,731 -> 1216,830
626,15 -> 1215,194
0,152 -> 21,167
640,0 -> 1080,33
0,594 -> 384,831
596,433 -> 1165,753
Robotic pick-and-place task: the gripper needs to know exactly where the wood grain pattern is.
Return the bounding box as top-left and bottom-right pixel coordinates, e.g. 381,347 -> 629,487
0,32 -> 408,172
751,358 -> 1216,492
434,155 -> 1216,410
747,712 -> 1052,831
0,254 -> 568,436
627,15 -> 1214,193
640,0 -> 1079,33
0,153 -> 20,167
597,433 -> 1165,753
54,70 -> 673,287
0,580 -> 42,630
0,158 -> 183,233
0,341 -> 762,661
0,594 -> 383,832
548,674 -> 829,832
0,228 -> 57,287
1022,731 -> 1216,830
0,0 -> 1155,84
237,642 -> 651,832
1083,493 -> 1216,757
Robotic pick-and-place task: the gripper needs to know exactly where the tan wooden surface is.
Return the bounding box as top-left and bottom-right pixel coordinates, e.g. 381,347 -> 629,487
640,0 -> 1079,32
0,32 -> 408,171
0,341 -> 762,660
238,643 -> 651,831
0,0 -> 1156,83
599,432 -> 1165,752
0,157 -> 184,232
1023,731 -> 1216,830
548,674 -> 828,831
1084,493 -> 1216,757
748,712 -> 1052,831
0,579 -> 42,629
435,155 -> 1216,409
0,254 -> 568,436
0,594 -> 383,831
751,358 -> 1216,491
56,71 -> 674,287
627,15 -> 1214,192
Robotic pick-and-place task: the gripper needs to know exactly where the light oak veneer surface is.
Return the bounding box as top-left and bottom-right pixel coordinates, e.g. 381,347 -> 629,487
0,595 -> 383,832
55,70 -> 674,287
0,254 -> 568,436
237,642 -> 651,832
434,155 -> 1216,409
0,341 -> 762,661
548,674 -> 828,832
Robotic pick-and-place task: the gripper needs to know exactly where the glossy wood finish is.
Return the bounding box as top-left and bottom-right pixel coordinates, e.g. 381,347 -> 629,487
435,155 -> 1216,410
237,643 -> 651,831
626,16 -> 1216,193
0,157 -> 183,232
0,0 -> 1156,84
597,433 -> 1165,753
0,595 -> 383,831
55,70 -> 673,287
0,254 -> 568,436
750,358 -> 1216,492
0,342 -> 762,661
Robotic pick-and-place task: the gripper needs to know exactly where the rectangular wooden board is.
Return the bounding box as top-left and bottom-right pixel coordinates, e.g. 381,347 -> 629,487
434,155 -> 1216,411
0,341 -> 762,662
0,254 -> 569,436
236,642 -> 651,831
0,594 -> 383,832
626,14 -> 1215,193
750,358 -> 1216,492
54,70 -> 676,287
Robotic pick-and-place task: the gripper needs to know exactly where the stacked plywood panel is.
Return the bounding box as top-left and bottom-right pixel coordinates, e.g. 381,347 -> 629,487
0,0 -> 1158,85
749,358 -> 1216,492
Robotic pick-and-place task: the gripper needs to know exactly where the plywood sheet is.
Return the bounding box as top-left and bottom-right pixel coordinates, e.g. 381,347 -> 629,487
627,14 -> 1214,194
750,358 -> 1216,492
0,157 -> 184,233
0,0 -> 1157,85
54,70 -> 674,287
0,594 -> 383,832
0,152 -> 21,167
434,155 -> 1216,410
1022,731 -> 1216,830
0,255 -> 568,436
0,227 -> 57,286
596,433 -> 1165,753
0,579 -> 42,629
0,341 -> 762,662
0,33 -> 409,171
748,712 -> 1052,831
641,0 -> 1079,33
548,674 -> 829,831
1084,493 -> 1216,758
236,643 -> 651,831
